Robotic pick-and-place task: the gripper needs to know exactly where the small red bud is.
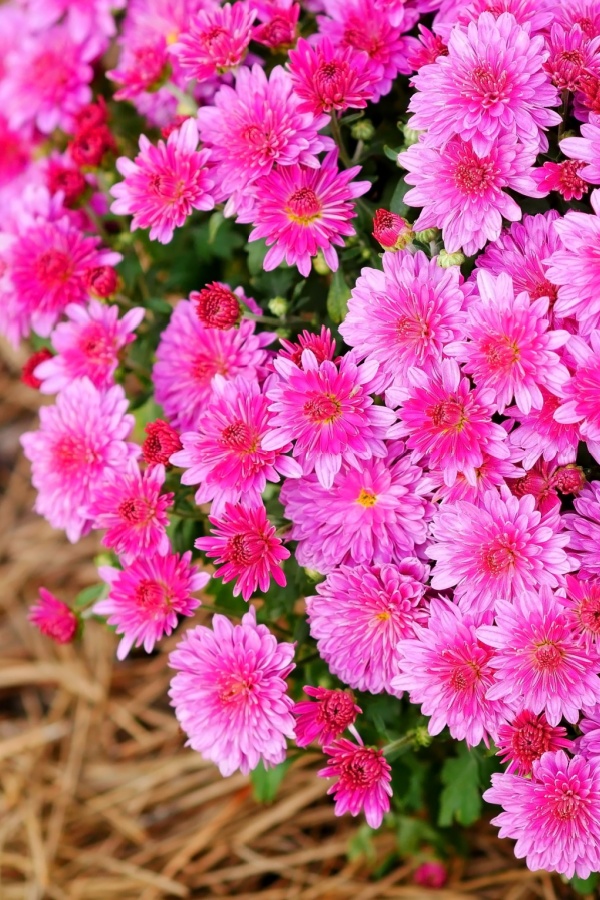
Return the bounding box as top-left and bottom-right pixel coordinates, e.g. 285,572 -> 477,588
85,266 -> 118,298
21,348 -> 53,389
372,209 -> 414,251
191,282 -> 241,329
143,420 -> 183,466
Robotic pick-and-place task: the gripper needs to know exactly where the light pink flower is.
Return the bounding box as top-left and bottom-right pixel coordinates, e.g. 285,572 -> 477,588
507,388 -> 580,470
288,38 -> 375,116
169,606 -> 295,775
427,454 -> 522,507
406,25 -> 448,71
23,0 -> 126,45
544,24 -> 600,93
169,3 -> 254,83
554,331 -> 600,461
110,119 -> 215,244
484,751 -> 600,879
392,598 -> 510,747
293,686 -> 361,747
427,486 -> 573,615
95,551 -> 208,660
579,708 -> 600,759
307,561 -> 429,695
561,113 -> 600,185
434,0 -> 553,40
319,738 -> 392,828
107,38 -> 170,102
559,575 -> 600,652
29,588 -> 78,645
563,482 -> 600,579
20,379 -> 138,543
554,0 -> 600,39
496,711 -> 572,776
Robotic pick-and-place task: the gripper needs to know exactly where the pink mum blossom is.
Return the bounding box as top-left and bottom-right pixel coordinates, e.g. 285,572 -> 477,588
110,119 -> 215,244
496,711 -> 572,776
278,325 -> 338,367
242,150 -> 370,277
579,708 -> 600,758
307,561 -> 429,695
561,113 -> 600,185
427,453 -> 521,507
35,301 -> 144,393
29,588 -> 78,645
195,502 -> 290,601
280,448 -> 432,573
406,25 -> 448,71
319,738 -> 392,828
340,250 -> 469,393
563,482 -> 600,579
371,210 -> 414,252
484,751 -> 600,879
399,135 -> 542,257
554,332 -> 600,461
142,419 -> 183,467
288,38 -> 375,116
88,460 -> 173,564
554,0 -> 600,39
392,598 -> 510,747
20,379 -> 137,543
427,486 -> 572,615
263,350 -> 395,489
293,686 -> 361,747
153,301 -> 272,432
559,575 -> 600,652
169,606 -> 295,775
171,375 -> 302,515
95,551 -> 208,660
253,1 -> 300,50
434,0 -> 553,40
390,358 -> 510,486
479,588 -> 600,725
544,24 -> 600,93
170,3 -> 254,83
532,159 -> 589,201
22,0 -> 125,45
108,38 -> 169,101
507,388 -> 580,470
409,13 -> 560,155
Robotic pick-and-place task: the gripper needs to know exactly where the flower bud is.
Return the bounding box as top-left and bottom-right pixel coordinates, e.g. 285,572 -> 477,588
413,861 -> 447,889
554,465 -> 585,495
86,265 -> 118,298
413,725 -> 432,748
437,249 -> 465,268
414,228 -> 440,243
21,348 -> 53,389
351,119 -> 375,141
372,209 -> 414,251
268,296 -> 288,317
142,419 -> 183,466
191,282 -> 241,329
401,124 -> 422,147
29,588 -> 78,644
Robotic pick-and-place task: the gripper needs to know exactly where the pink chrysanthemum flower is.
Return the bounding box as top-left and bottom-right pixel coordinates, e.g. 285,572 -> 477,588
545,190 -> 600,335
554,332 -> 600,461
559,574 -> 600,652
392,598 -> 510,747
280,448 -> 432,573
263,349 -> 395,489
34,301 -> 144,393
532,159 -> 588,201
317,0 -> 419,102
22,0 -> 125,45
436,0 -> 553,39
142,419 -> 182,467
409,13 -> 561,155
171,375 -> 302,515
88,460 -> 173,564
407,25 -> 448,71
242,150 -> 370,277
563,482 -> 600,579
544,24 -> 600,94
484,751 -> 600,879
108,38 -> 169,101
20,379 -> 137,543
197,65 -> 331,210
195,503 -> 290,601
340,250 -> 469,393
95,552 -> 208,660
253,1 -> 300,50
496,711 -> 572,776
110,119 -> 215,244
287,38 -> 375,116
319,738 -> 392,828
561,113 -> 600,185
479,588 -> 600,725
278,325 -> 338,367
390,358 -> 510,486
428,454 -> 522,507
506,388 -> 580,470
293,686 -> 361,748
427,486 -> 572,615
554,0 -> 600,39
169,606 -> 295,776
29,588 -> 78,645
579,708 -> 600,758
399,135 -> 542,257
446,270 -> 570,415
307,561 -> 429,695
169,3 -> 254,84
153,301 -> 273,432
371,210 -> 414,252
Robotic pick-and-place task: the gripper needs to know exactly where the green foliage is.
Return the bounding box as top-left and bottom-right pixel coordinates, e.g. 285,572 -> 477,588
570,873 -> 600,895
438,744 -> 483,827
250,759 -> 291,804
327,268 -> 351,323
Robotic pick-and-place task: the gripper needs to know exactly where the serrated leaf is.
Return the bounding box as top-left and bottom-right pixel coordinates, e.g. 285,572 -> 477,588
250,759 -> 290,803
438,746 -> 482,827
327,269 -> 351,324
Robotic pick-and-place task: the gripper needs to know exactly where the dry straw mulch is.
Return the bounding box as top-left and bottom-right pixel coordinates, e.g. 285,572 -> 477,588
0,342 -> 582,900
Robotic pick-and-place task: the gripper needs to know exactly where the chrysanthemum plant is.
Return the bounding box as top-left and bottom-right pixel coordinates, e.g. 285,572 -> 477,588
7,0 -> 600,889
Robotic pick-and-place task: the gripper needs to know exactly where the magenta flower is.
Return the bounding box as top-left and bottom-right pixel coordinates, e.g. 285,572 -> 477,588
484,751 -> 600,879
110,119 -> 215,244
293,686 -> 361,747
35,301 -> 144,393
446,270 -> 570,414
319,738 -> 392,828
153,301 -> 272,432
479,588 -> 600,726
544,24 -> 600,93
280,450 -> 432,573
562,113 -> 600,186
437,0 -> 554,38
253,1 -> 299,50
170,3 -> 254,83
428,453 -> 521,507
29,588 -> 78,645
409,12 -> 560,155
279,325 -> 338,368
171,375 -> 302,515
169,606 -> 295,776
406,25 -> 448,71
564,482 -> 600,579
307,561 -> 429,695
371,210 -> 414,252
340,250 -> 469,392
20,379 -> 137,543
195,502 -> 290,601
263,350 -> 395,488
554,0 -> 600,37
88,460 -> 173,564
392,598 -> 510,747
400,134 -> 542,257
555,332 -> 600,461
288,38 -> 375,116
579,708 -> 600,759
559,575 -> 600,652
507,389 -> 580,471
532,159 -> 588,202
108,38 -> 169,101
242,150 -> 370,276
427,487 -> 572,616
95,551 -> 208,660
23,0 -> 125,44
391,358 -> 510,486
496,711 -> 572,776
142,420 -> 183,467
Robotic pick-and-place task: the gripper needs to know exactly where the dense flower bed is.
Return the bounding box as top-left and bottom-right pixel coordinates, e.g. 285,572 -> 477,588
4,0 -> 600,888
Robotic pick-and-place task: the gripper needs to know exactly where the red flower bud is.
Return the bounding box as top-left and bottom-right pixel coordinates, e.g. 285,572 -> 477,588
142,420 -> 183,466
191,282 -> 241,329
70,125 -> 115,168
74,97 -> 109,132
21,348 -> 53,389
554,465 -> 585,496
372,209 -> 414,251
47,163 -> 87,207
85,266 -> 118,298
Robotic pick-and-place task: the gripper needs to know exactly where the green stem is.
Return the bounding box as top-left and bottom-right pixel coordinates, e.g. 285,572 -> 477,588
330,113 -> 353,168
557,89 -> 570,142
245,313 -> 309,326
351,139 -> 364,166
382,734 -> 414,757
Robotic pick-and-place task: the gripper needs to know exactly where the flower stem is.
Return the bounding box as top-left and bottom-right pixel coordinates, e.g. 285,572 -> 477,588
382,734 -> 414,756
330,113 -> 353,168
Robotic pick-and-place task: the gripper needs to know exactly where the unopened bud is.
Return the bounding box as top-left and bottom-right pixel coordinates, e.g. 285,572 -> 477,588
554,464 -> 585,495
401,124 -> 422,147
351,119 -> 375,141
191,282 -> 241,329
413,861 -> 448,889
373,209 -> 414,251
304,568 -> 323,582
268,296 -> 288,317
413,726 -> 432,748
437,249 -> 465,268
86,265 -> 118,298
414,228 -> 440,244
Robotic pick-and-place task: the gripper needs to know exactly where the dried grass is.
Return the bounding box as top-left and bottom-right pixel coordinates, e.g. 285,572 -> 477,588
0,341 -> 580,900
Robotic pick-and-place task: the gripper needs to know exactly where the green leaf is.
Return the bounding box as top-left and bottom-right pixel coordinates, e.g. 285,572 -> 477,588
383,145 -> 400,162
438,745 -> 482,827
250,759 -> 290,803
74,584 -> 106,610
327,269 -> 351,324
570,873 -> 599,895
347,824 -> 377,863
247,238 -> 269,276
207,210 -> 225,243
389,177 -> 410,217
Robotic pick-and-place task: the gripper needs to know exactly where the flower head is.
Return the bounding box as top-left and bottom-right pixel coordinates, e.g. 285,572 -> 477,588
21,349 -> 53,390
319,738 -> 392,828
29,588 -> 78,644
253,1 -> 299,50
191,282 -> 241,330
563,482 -> 600,579
560,575 -> 600,652
169,606 -> 295,775
142,419 -> 183,467
169,3 -> 254,83
288,37 -> 375,116
507,388 -> 580,471
544,24 -> 600,93
293,687 -> 361,747
278,325 -> 338,367
554,332 -> 600,461
371,210 -> 414,251
532,159 -> 588,201
496,711 -> 572,775
561,113 -> 600,186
